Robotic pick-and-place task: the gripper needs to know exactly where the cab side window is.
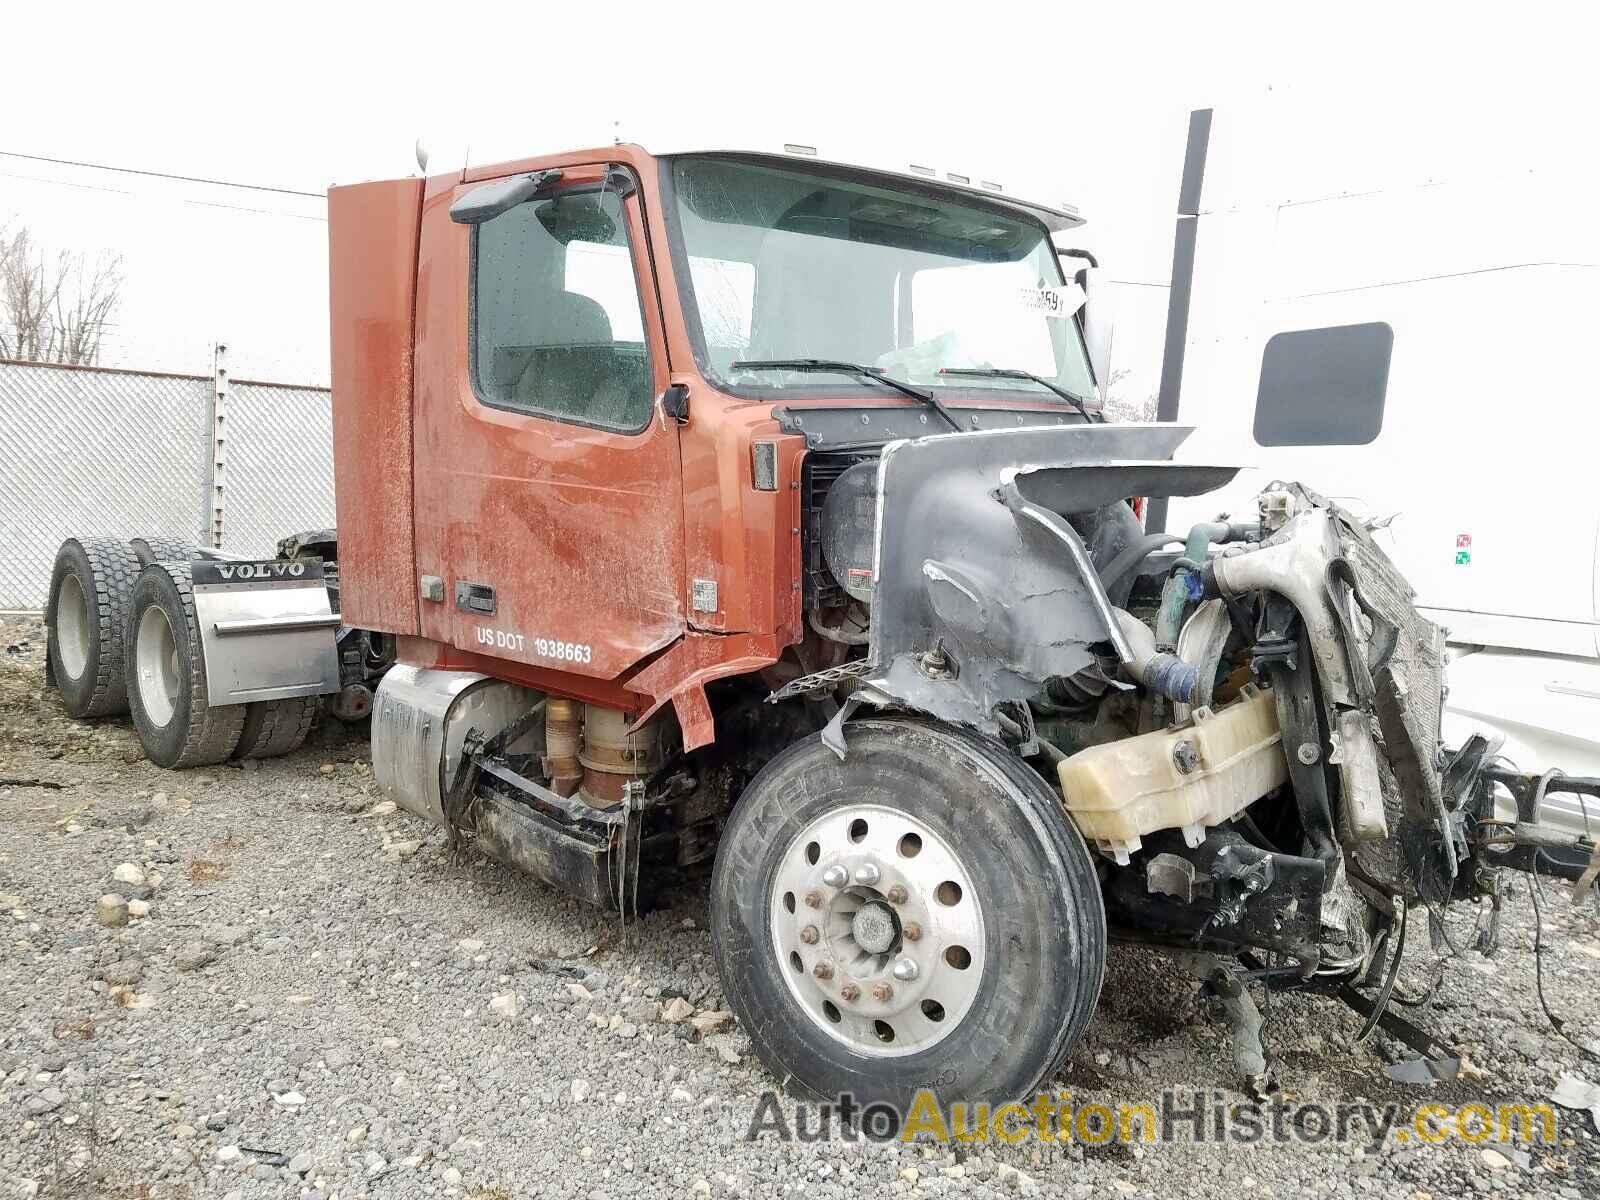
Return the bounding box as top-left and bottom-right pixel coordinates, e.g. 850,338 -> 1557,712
471,186 -> 653,432
1253,322 -> 1392,446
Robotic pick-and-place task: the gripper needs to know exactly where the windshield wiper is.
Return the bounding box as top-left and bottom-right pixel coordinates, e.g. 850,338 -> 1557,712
730,358 -> 962,432
938,367 -> 1098,422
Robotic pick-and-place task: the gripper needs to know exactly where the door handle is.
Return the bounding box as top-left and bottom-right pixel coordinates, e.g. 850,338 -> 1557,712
455,581 -> 497,615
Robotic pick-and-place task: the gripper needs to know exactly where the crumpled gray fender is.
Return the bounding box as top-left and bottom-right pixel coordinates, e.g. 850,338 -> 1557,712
858,423 -> 1238,736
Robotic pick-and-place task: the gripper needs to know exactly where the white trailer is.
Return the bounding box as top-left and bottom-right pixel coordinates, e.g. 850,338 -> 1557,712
1147,105 -> 1600,844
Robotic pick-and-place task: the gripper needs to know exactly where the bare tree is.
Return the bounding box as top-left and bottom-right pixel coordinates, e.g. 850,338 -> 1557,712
51,251 -> 123,365
1101,366 -> 1158,423
0,222 -> 123,365
0,225 -> 60,360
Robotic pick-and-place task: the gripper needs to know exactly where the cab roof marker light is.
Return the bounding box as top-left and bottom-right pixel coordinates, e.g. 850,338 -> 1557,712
908,164 -> 936,177
946,172 -> 971,185
783,143 -> 819,157
981,180 -> 1004,192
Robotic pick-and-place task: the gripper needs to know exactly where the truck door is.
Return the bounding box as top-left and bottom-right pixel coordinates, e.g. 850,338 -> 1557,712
411,162 -> 685,680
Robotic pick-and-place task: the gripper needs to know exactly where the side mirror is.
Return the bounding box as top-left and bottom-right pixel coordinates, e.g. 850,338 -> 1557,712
1057,249 -> 1112,393
1079,264 -> 1114,395
449,169 -> 563,225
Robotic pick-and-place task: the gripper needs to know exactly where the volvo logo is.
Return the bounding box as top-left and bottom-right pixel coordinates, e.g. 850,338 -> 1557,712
215,561 -> 306,581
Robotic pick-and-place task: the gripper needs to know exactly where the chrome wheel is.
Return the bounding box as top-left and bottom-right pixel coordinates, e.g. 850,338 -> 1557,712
134,604 -> 181,727
769,803 -> 985,1057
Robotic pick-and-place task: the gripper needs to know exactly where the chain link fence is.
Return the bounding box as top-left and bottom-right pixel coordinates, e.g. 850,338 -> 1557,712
0,356 -> 334,610
225,379 -> 337,558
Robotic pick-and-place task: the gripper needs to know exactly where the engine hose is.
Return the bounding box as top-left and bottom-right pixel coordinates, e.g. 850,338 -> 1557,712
1144,653 -> 1201,705
1113,608 -> 1200,704
1097,532 -> 1183,600
1157,521 -> 1257,646
1151,520 -> 1260,724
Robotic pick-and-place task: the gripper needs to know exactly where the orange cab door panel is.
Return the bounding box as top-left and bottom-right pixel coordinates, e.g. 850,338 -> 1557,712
411,162 -> 685,680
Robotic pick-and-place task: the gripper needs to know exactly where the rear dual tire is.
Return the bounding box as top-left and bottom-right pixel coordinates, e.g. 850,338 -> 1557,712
127,563 -> 246,768
234,695 -> 320,760
125,562 -> 320,766
47,538 -> 143,717
129,536 -> 199,568
47,539 -> 321,766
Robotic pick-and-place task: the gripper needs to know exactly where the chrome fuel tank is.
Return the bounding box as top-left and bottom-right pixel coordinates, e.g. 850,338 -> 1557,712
370,664 -> 540,826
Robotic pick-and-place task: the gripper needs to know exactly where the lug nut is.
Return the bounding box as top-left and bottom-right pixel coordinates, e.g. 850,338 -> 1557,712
821,864 -> 848,888
902,921 -> 922,942
799,925 -> 819,945
813,961 -> 834,981
871,981 -> 893,1002
891,957 -> 919,982
839,982 -> 860,1002
886,884 -> 908,905
803,890 -> 823,909
854,863 -> 881,886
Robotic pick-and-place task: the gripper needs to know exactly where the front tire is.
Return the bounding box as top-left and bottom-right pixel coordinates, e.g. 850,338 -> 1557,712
710,718 -> 1106,1112
126,563 -> 245,768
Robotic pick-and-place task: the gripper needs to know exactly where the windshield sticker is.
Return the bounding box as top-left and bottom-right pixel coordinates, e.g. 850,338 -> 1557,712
1019,283 -> 1086,320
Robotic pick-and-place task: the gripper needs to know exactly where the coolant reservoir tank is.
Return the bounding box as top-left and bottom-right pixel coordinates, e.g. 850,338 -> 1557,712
1056,683 -> 1288,866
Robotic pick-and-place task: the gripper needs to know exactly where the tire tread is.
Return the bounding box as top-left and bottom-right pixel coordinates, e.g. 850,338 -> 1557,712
127,562 -> 245,768
129,536 -> 198,567
47,537 -> 142,717
235,695 -> 319,760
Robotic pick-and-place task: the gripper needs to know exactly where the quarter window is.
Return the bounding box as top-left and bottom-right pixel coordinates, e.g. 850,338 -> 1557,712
471,186 -> 652,432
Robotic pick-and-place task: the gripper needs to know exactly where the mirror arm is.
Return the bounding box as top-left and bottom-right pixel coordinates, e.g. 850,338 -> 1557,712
603,164 -> 638,198
449,169 -> 565,225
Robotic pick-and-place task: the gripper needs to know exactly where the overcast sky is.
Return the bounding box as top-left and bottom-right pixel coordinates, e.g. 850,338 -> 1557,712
3,2 -> 1594,386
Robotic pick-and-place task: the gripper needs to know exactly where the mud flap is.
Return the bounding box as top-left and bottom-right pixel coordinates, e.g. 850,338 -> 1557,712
190,558 -> 339,704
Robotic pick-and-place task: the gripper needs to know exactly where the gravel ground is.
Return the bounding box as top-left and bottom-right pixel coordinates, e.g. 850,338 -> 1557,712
2,612 -> 1598,1200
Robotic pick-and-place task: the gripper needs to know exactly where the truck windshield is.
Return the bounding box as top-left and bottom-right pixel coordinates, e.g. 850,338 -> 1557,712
665,156 -> 1095,405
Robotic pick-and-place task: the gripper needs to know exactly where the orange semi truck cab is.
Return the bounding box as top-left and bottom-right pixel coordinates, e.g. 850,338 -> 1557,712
328,144 -> 1102,748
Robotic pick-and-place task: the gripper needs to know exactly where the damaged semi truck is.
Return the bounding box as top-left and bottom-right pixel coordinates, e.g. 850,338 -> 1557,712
45,141 -> 1599,1111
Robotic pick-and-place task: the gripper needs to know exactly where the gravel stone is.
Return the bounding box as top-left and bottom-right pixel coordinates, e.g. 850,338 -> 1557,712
111,862 -> 146,887
173,940 -> 216,971
94,893 -> 128,927
21,1089 -> 64,1117
100,957 -> 143,985
690,1009 -> 734,1035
